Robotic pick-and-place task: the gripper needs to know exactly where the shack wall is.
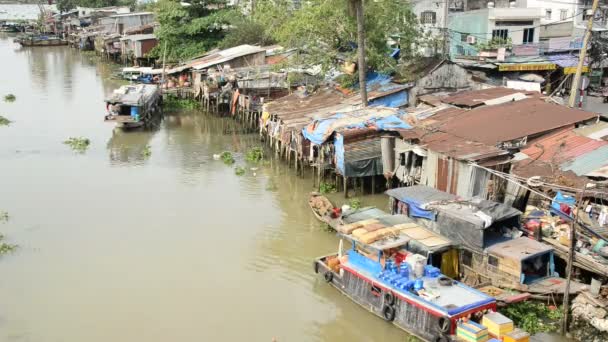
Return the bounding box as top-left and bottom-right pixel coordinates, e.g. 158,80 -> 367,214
409,63 -> 475,106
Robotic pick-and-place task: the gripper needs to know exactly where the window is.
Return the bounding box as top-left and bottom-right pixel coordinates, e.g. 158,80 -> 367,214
462,250 -> 473,267
492,29 -> 508,40
420,11 -> 437,25
546,9 -> 552,20
523,27 -> 535,44
489,255 -> 499,267
496,20 -> 534,26
561,9 -> 568,20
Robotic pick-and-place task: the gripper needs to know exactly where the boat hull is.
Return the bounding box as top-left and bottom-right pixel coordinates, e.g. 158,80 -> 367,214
314,255 -> 496,342
17,39 -> 67,46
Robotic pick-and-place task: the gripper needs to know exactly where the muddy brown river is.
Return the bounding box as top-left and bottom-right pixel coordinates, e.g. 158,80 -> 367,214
0,36 -> 409,342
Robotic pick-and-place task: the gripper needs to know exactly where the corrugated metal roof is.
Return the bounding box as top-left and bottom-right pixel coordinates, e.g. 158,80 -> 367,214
561,145 -> 608,176
191,45 -> 265,70
574,121 -> 608,140
437,98 -> 598,145
109,12 -> 153,18
420,131 -> 510,161
120,34 -> 155,41
521,128 -> 608,163
442,87 -> 523,107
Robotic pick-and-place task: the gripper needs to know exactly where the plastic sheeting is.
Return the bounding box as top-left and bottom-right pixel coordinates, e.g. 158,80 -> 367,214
335,133 -> 345,174
345,157 -> 383,177
369,90 -> 408,108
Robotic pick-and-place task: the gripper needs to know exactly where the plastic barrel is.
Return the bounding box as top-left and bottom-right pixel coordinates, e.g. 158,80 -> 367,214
130,106 -> 140,121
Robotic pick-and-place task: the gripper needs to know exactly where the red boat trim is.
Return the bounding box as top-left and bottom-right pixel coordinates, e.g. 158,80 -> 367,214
341,264 -> 446,318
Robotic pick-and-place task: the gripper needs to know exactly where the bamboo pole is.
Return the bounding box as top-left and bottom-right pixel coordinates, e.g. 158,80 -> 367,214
562,185 -> 588,335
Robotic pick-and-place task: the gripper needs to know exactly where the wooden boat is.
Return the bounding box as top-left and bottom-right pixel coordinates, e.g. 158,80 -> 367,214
15,35 -> 67,46
308,192 -> 335,223
104,84 -> 162,129
314,214 -> 498,342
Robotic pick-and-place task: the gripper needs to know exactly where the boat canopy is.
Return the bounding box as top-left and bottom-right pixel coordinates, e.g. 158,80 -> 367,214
105,84 -> 159,106
337,213 -> 453,254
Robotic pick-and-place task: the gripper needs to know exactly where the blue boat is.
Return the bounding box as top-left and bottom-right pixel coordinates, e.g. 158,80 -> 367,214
314,214 -> 497,342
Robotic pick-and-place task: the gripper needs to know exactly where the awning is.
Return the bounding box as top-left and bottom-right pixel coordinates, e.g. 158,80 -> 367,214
497,63 -> 556,72
545,54 -> 589,74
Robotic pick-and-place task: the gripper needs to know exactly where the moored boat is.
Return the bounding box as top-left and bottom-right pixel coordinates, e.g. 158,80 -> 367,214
15,34 -> 67,46
104,84 -> 162,129
308,192 -> 336,224
314,213 -> 497,341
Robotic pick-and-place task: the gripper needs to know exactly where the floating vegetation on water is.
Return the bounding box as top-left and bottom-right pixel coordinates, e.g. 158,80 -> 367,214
4,94 -> 16,102
0,116 -> 11,126
142,145 -> 152,158
0,211 -> 8,223
500,301 -> 562,334
63,137 -> 91,153
265,179 -> 278,192
245,147 -> 264,163
163,95 -> 200,110
234,166 -> 246,176
319,182 -> 337,194
220,151 -> 235,165
0,233 -> 17,256
349,198 -> 362,210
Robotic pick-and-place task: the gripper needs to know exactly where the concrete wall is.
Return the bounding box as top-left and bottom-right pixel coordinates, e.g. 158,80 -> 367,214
99,14 -> 155,34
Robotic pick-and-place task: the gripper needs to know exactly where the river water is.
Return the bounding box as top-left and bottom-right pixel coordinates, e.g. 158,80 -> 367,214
0,35 -> 407,342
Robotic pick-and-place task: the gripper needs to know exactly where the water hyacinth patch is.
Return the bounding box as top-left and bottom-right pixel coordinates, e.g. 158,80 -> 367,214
63,137 -> 91,153
4,94 -> 16,102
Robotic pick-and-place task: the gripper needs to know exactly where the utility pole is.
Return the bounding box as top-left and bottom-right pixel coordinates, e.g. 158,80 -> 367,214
354,0 -> 368,107
568,0 -> 600,107
443,0 -> 450,58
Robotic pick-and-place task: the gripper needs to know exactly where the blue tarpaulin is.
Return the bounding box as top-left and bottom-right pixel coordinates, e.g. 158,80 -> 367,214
369,90 -> 408,108
335,134 -> 345,174
302,113 -> 411,146
551,191 -> 576,216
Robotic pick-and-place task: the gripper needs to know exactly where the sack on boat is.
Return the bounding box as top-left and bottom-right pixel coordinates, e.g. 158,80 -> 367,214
360,227 -> 400,244
339,219 -> 379,234
352,228 -> 369,239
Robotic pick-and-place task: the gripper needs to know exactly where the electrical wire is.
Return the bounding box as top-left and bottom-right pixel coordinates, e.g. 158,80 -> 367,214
448,10 -> 586,36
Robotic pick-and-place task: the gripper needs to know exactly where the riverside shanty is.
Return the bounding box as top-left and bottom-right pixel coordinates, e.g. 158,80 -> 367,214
41,3 -> 608,339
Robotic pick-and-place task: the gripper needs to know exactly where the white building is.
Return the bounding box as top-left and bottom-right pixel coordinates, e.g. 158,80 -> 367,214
410,0 -> 466,56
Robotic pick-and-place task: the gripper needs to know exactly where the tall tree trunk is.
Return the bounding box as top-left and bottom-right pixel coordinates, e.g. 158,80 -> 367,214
354,0 -> 368,107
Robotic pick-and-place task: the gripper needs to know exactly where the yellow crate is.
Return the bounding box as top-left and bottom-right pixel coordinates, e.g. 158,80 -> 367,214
503,328 -> 530,342
482,312 -> 514,338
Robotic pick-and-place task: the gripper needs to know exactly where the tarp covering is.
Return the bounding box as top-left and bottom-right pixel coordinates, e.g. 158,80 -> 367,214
386,186 -> 522,251
345,157 -> 383,177
386,186 -> 457,220
302,108 -> 410,145
370,89 -> 408,108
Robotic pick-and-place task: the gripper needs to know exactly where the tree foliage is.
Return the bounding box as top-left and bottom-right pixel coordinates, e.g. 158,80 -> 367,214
273,0 -> 420,74
151,0 -> 237,61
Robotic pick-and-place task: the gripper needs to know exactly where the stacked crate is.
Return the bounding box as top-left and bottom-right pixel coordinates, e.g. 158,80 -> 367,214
456,320 -> 489,342
481,312 -> 514,339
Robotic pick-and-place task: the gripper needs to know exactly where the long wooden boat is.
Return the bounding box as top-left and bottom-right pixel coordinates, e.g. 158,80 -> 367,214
15,35 -> 67,46
104,84 -> 162,129
314,217 -> 498,342
308,192 -> 335,223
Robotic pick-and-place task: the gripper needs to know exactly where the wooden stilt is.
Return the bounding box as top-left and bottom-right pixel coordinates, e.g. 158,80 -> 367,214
371,176 -> 376,195
344,176 -> 348,199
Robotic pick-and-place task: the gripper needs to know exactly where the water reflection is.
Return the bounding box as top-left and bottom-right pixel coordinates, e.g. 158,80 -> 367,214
107,128 -> 156,166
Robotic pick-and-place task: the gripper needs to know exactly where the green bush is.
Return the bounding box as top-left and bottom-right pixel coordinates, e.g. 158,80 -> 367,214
319,182 -> 337,194
500,301 -> 562,335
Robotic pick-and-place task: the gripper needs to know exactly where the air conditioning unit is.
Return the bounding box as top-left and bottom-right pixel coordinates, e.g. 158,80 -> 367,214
467,35 -> 476,44
587,9 -> 594,15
